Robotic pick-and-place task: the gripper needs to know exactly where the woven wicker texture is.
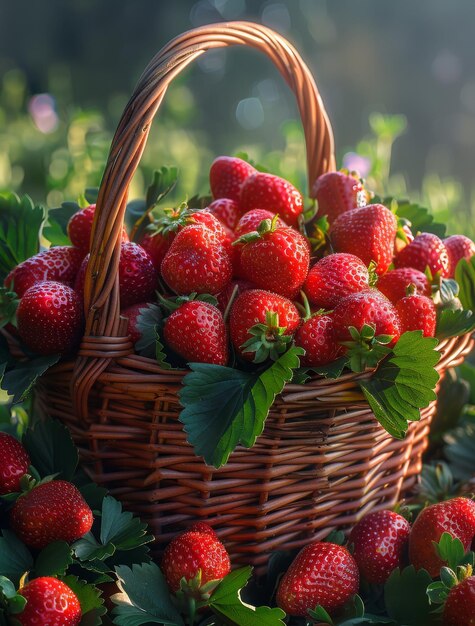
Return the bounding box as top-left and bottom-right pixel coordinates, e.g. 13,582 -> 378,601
29,21 -> 474,572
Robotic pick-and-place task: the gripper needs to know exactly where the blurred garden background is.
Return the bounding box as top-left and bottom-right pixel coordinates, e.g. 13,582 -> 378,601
1,0 -> 475,235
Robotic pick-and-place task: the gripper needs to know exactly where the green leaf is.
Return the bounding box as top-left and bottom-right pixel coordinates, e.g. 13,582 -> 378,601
444,421 -> 475,480
0,192 -> 45,281
112,563 -> 184,626
60,576 -> 106,626
0,531 -> 34,586
179,345 -> 303,467
433,532 -> 467,570
85,188 -> 99,204
130,167 -> 179,240
304,356 -> 349,381
307,604 -> 333,623
359,331 -> 440,439
384,197 -> 446,238
426,580 -> 449,605
43,202 -> 79,246
1,354 -> 61,403
455,256 -> 475,311
209,567 -> 286,626
35,541 -> 73,577
23,418 -> 78,480
99,496 -> 153,551
384,566 -> 433,625
135,304 -> 163,359
436,308 -> 475,339
73,532 -> 116,562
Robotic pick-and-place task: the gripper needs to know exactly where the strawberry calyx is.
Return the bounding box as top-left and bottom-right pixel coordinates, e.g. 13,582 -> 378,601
297,291 -> 328,322
240,310 -> 293,363
233,214 -> 281,246
173,569 -> 222,621
367,261 -> 379,287
427,562 -> 473,610
158,292 -> 218,313
0,286 -> 19,329
147,202 -> 210,239
341,323 -> 393,373
305,215 -> 330,253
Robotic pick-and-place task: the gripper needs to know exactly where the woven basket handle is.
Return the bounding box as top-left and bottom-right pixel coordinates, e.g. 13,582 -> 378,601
72,21 -> 335,417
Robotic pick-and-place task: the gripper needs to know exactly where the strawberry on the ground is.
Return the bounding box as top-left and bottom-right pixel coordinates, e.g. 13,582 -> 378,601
295,314 -> 341,367
409,497 -> 475,576
161,225 -> 232,295
122,302 -> 155,345
5,246 -> 85,297
216,279 -> 255,313
276,541 -> 359,616
229,289 -> 300,362
67,204 -> 128,254
10,479 -> 93,549
237,217 -> 310,299
17,281 -> 84,355
0,432 -> 30,495
313,170 -> 368,224
395,232 -> 450,278
304,253 -> 370,309
396,287 -> 437,337
377,267 -> 431,304
444,234 -> 475,277
443,576 -> 475,626
332,290 -> 401,346
205,198 -> 241,230
161,526 -> 231,595
239,172 -> 304,227
349,510 -> 411,584
17,577 -> 81,626
210,155 -> 256,202
331,204 -> 397,275
163,300 -> 228,365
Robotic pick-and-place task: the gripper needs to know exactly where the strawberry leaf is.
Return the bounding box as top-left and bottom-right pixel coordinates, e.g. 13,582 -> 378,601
380,197 -> 446,238
22,418 -> 78,481
436,309 -> 475,339
43,202 -> 79,246
1,353 -> 60,404
135,304 -> 163,359
60,576 -> 106,626
34,541 -> 73,577
384,566 -> 433,625
455,256 -> 475,311
112,563 -> 185,626
358,331 -> 440,439
0,531 -> 33,586
208,566 -> 286,626
179,345 -> 304,468
307,604 -> 333,623
433,532 -> 474,570
444,419 -> 475,480
0,576 -> 27,615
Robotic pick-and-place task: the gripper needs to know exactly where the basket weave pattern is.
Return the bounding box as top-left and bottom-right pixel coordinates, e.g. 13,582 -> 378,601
29,22 -> 474,572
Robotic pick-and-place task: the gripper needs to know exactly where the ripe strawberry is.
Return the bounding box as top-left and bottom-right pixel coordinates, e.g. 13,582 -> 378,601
313,170 -> 368,224
395,232 -> 450,278
409,497 -> 475,576
229,289 -> 300,362
11,479 -> 93,549
17,577 -> 81,626
331,204 -> 397,275
163,300 -> 228,365
5,246 -> 85,297
161,225 -> 232,295
332,290 -> 401,346
17,281 -> 84,355
304,253 -> 370,309
234,209 -> 287,238
67,204 -> 128,254
276,542 -> 359,616
122,302 -> 154,345
237,219 -> 310,298
444,234 -> 475,277
377,267 -> 431,304
205,198 -> 241,230
210,155 -> 256,202
349,510 -> 411,584
443,576 -> 475,626
216,279 -> 254,313
239,172 -> 304,227
396,290 -> 436,337
161,526 -> 231,594
0,432 -> 30,495
140,230 -> 173,273
295,314 -> 341,366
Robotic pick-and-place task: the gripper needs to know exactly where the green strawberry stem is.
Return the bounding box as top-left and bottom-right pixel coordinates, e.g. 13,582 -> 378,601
240,310 -> 292,363
233,214 -> 281,245
223,284 -> 240,323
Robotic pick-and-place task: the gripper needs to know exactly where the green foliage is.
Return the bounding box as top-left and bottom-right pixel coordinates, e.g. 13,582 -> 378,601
0,531 -> 33,586
444,419 -> 475,480
386,198 -> 446,237
383,566 -> 433,625
0,576 -> 27,615
436,309 -> 475,340
433,532 -> 473,571
34,541 -> 73,577
455,256 -> 475,311
22,418 -> 78,481
43,202 -> 80,246
60,575 -> 106,626
1,353 -> 60,403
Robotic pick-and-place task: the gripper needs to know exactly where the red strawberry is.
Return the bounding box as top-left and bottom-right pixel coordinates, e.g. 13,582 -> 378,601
396,290 -> 436,337
409,497 -> 475,576
161,527 -> 231,594
443,576 -> 475,626
444,234 -> 475,277
239,172 -> 304,227
122,302 -> 154,345
161,225 -> 232,295
0,432 -> 30,495
234,209 -> 287,238
17,577 -> 81,626
276,542 -> 359,616
205,198 -> 241,230
5,246 -> 85,297
140,230 -> 173,273
349,510 -> 411,584
210,156 -> 256,202
313,170 -> 368,224
229,289 -> 300,362
237,219 -> 310,299
395,232 -> 450,278
331,204 -> 397,275
67,204 -> 128,254
163,300 -> 228,365
11,480 -> 93,549
377,268 -> 431,304
294,314 -> 341,366
187,522 -> 217,536
17,281 -> 84,355
332,290 -> 401,346
304,253 -> 369,309
216,279 -> 255,313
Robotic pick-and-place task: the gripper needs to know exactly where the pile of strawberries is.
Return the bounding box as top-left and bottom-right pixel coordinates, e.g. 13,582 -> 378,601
4,156 -> 475,371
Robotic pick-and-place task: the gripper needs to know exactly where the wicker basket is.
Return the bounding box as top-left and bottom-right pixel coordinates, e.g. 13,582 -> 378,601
31,21 -> 473,573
